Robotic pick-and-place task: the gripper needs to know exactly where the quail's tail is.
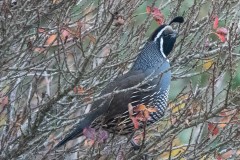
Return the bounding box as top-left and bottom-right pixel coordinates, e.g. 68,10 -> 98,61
55,115 -> 94,148
55,127 -> 84,148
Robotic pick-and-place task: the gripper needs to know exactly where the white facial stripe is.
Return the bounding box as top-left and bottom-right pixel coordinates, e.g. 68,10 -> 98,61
154,26 -> 172,42
160,37 -> 166,58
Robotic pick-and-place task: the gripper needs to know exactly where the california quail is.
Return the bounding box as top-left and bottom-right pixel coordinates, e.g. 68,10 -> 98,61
56,16 -> 184,148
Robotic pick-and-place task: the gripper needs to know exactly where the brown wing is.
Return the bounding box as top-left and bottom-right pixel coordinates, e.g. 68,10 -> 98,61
90,70 -> 148,124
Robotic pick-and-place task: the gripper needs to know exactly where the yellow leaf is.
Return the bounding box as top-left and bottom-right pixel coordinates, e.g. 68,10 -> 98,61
169,95 -> 188,113
203,59 -> 214,70
159,138 -> 186,159
160,147 -> 187,159
170,103 -> 185,113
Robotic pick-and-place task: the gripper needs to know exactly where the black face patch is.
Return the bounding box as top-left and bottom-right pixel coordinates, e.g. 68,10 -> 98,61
148,21 -> 180,57
154,28 -> 177,57
163,35 -> 177,55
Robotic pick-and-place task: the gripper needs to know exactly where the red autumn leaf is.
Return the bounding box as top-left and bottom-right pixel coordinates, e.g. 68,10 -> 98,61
131,117 -> 140,129
61,29 -> 70,44
215,27 -> 228,42
83,127 -> 96,140
208,123 -> 219,136
216,154 -> 223,160
216,27 -> 228,35
217,150 -> 235,160
146,6 -> 151,14
146,6 -> 164,25
213,16 -> 219,29
46,34 -> 57,45
147,107 -> 157,113
215,33 -> 226,42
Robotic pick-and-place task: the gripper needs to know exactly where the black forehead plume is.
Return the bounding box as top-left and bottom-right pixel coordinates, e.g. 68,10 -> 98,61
148,16 -> 184,41
169,16 -> 184,25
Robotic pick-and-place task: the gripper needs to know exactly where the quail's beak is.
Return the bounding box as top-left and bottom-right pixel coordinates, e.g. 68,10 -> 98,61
170,31 -> 177,38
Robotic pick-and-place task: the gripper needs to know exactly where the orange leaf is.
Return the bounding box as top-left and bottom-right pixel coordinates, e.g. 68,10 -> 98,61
143,110 -> 150,120
135,113 -> 145,121
147,107 -> 157,113
134,104 -> 147,112
213,16 -> 219,29
46,34 -> 57,45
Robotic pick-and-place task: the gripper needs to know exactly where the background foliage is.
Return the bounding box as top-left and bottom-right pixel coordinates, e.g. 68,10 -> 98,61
0,0 -> 239,159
